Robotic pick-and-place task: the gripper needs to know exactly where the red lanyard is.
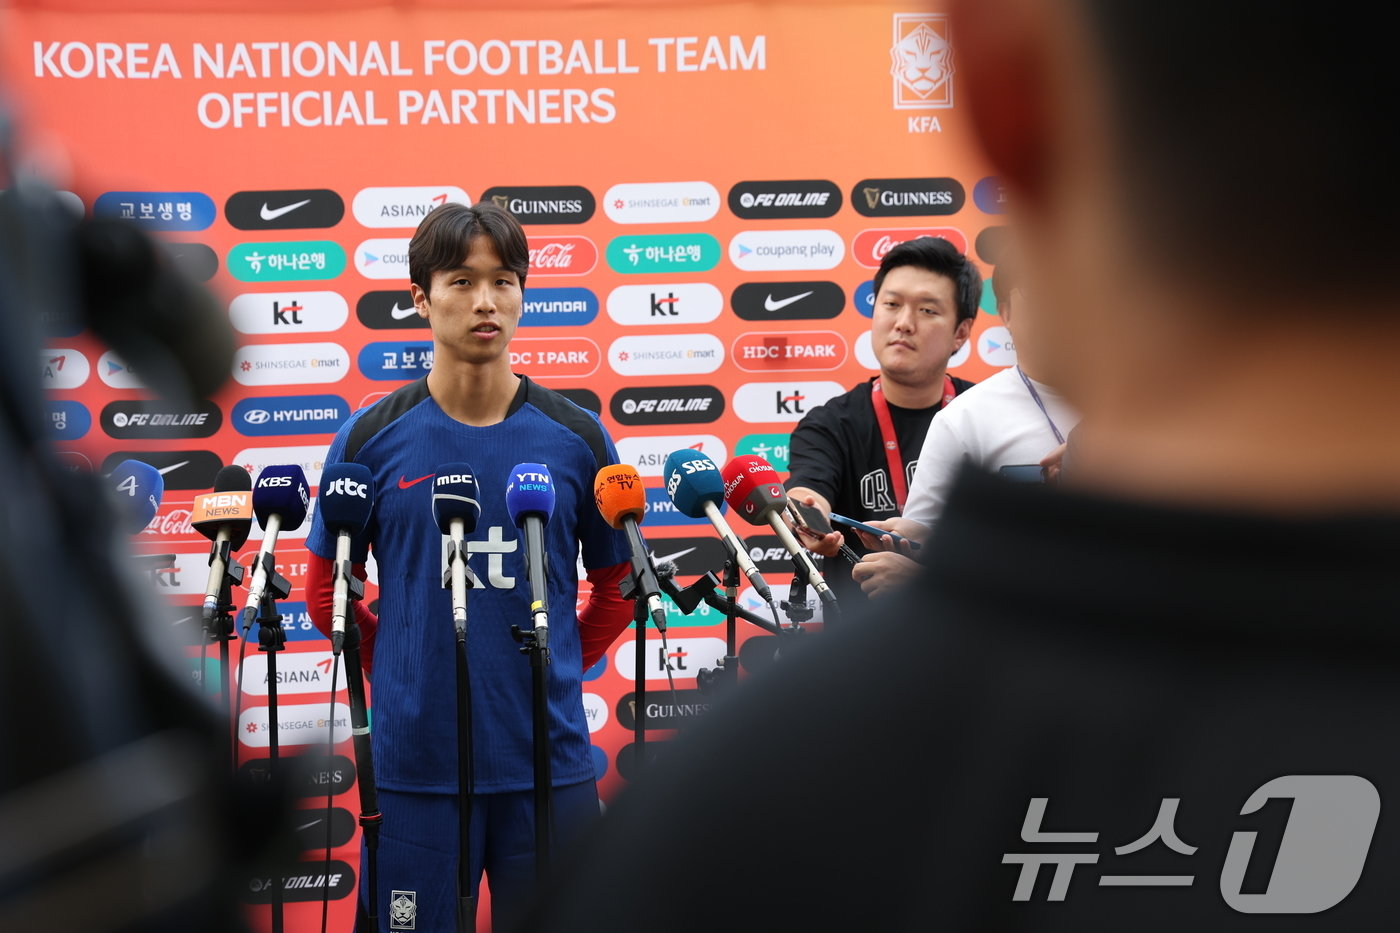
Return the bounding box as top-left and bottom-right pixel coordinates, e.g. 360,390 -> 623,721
870,375 -> 955,511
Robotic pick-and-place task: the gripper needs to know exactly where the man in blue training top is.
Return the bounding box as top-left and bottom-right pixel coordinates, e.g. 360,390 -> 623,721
305,201 -> 633,932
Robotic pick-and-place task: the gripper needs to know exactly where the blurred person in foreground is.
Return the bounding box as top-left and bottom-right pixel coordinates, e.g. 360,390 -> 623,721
518,1 -> 1400,930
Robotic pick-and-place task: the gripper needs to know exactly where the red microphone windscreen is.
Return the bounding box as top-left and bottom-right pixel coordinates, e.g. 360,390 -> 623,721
594,464 -> 646,530
720,455 -> 787,525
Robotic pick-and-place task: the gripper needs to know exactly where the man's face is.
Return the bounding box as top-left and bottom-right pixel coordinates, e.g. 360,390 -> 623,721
410,234 -> 523,367
871,264 -> 972,386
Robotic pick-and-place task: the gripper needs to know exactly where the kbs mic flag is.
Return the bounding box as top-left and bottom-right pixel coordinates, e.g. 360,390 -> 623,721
664,449 -> 772,603
108,458 -> 164,534
318,462 -> 374,654
721,455 -> 836,606
431,464 -> 482,537
243,464 -> 310,626
594,464 -> 666,630
193,465 -> 253,623
506,463 -> 555,638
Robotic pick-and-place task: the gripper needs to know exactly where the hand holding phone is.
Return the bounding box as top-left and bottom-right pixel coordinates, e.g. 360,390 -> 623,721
829,513 -> 922,552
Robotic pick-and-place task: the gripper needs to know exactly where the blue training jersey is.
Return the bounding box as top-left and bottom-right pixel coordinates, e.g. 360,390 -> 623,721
306,376 -> 630,794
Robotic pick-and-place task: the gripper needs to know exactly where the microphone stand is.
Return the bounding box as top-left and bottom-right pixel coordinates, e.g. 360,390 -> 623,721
204,544 -> 244,770
509,613 -> 552,885
443,545 -> 481,933
252,552 -> 290,933
336,568 -> 381,933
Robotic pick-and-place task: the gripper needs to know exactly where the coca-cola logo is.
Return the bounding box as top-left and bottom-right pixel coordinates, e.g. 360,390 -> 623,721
143,506 -> 195,539
851,227 -> 968,268
526,236 -> 598,277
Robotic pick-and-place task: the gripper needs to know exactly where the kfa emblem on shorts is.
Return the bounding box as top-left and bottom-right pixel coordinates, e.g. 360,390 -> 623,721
390,889 -> 417,930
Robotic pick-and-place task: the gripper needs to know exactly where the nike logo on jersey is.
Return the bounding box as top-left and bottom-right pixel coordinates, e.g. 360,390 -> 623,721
398,473 -> 434,489
260,198 -> 311,221
764,290 -> 814,312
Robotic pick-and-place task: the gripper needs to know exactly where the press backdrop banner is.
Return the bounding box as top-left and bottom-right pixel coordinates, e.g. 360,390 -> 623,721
4,2 -> 1006,929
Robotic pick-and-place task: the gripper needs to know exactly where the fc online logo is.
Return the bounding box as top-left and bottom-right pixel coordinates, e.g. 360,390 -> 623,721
891,13 -> 955,110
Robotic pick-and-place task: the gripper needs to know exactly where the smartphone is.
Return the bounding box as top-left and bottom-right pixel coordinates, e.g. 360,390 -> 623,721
829,512 -> 921,552
999,464 -> 1047,484
786,500 -> 834,536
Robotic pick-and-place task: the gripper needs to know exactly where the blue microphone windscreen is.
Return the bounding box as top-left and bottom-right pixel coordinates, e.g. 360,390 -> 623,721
319,463 -> 374,533
506,462 -> 555,527
252,464 -> 310,529
664,450 -> 725,519
432,463 -> 482,535
110,458 -> 163,534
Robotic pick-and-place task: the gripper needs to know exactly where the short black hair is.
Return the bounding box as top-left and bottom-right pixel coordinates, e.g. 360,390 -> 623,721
1078,1 -> 1397,295
408,201 -> 529,293
872,236 -> 981,325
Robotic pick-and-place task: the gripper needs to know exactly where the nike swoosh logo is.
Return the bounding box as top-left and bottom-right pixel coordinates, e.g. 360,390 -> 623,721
398,473 -> 434,489
764,290 -> 814,311
295,818 -> 323,832
389,302 -> 417,320
651,546 -> 697,565
260,198 -> 312,221
156,460 -> 189,476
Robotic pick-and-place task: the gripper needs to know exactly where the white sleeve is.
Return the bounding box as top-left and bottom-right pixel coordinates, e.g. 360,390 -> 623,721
902,409 -> 969,529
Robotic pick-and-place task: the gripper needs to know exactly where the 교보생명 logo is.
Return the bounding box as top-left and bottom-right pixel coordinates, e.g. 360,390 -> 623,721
224,189 -> 344,230
352,185 -> 471,228
852,177 -> 965,217
481,185 -> 595,225
891,12 -> 955,109
357,290 -> 426,329
730,281 -> 844,321
727,180 -> 842,220
93,191 -> 216,231
359,341 -> 433,380
46,401 -> 91,442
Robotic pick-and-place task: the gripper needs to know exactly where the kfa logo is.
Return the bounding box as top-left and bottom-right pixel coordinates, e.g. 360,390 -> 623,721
775,389 -> 806,415
389,889 -> 417,930
272,299 -> 304,326
891,13 -> 955,110
440,525 -> 519,589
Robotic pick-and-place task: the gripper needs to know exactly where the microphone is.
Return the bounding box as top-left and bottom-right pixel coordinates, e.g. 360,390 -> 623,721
318,463 -> 374,655
720,455 -> 836,606
663,450 -> 772,603
506,462 -> 554,648
109,458 -> 164,535
593,464 -> 667,632
193,465 -> 253,625
242,464 -> 310,630
431,463 -> 482,640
